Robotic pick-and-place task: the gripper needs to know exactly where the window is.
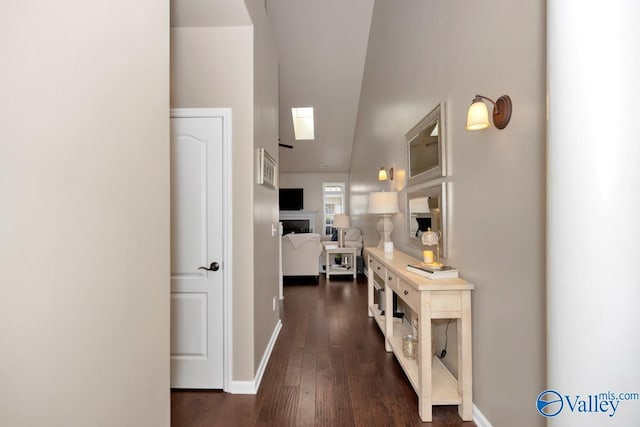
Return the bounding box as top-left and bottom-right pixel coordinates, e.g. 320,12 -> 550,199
322,182 -> 345,235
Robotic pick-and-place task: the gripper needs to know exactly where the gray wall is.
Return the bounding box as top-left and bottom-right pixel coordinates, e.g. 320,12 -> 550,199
349,1 -> 546,425
171,25 -> 257,381
246,0 -> 282,375
1,0 -> 170,425
171,2 -> 281,382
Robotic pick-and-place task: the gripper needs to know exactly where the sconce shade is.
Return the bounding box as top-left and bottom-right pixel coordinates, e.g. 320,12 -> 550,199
332,214 -> 350,229
378,167 -> 388,181
466,100 -> 490,130
368,191 -> 399,214
466,94 -> 512,130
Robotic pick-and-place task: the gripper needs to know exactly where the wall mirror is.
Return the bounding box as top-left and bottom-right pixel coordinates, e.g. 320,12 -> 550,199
406,183 -> 447,257
406,103 -> 446,185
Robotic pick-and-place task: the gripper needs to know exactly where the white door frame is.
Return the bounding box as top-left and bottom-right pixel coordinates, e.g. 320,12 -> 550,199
170,107 -> 232,391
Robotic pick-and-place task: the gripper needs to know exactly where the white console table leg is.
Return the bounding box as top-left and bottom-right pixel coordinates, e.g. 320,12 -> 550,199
418,292 -> 433,422
367,265 -> 374,317
457,292 -> 473,421
384,283 -> 393,352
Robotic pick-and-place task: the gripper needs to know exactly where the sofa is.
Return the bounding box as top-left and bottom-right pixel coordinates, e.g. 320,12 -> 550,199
281,233 -> 323,280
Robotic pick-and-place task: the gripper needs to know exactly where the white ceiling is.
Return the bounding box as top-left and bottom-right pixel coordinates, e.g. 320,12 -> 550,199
171,0 -> 374,174
266,0 -> 374,173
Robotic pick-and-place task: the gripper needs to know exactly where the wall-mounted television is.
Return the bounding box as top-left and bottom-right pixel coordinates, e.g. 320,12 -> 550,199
279,188 -> 303,211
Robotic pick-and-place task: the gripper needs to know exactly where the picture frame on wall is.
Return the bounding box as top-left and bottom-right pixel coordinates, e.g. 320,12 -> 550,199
257,148 -> 277,190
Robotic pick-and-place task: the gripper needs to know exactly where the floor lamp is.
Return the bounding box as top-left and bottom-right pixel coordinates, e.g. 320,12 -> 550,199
368,191 -> 399,253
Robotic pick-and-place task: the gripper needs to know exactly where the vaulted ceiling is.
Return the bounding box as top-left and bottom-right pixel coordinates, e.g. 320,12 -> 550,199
171,0 -> 375,174
267,0 -> 374,173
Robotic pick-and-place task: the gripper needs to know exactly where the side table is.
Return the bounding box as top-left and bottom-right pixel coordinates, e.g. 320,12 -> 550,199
325,245 -> 357,279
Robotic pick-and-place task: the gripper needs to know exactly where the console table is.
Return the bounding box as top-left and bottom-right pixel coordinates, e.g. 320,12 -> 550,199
366,247 -> 474,422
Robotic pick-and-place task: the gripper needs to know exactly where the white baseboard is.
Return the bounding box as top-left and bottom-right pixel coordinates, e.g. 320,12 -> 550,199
253,319 -> 282,392
227,379 -> 255,394
227,319 -> 282,394
473,404 -> 493,427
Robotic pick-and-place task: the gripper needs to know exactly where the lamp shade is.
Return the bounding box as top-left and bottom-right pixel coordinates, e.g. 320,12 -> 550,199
466,100 -> 490,130
368,191 -> 399,214
411,197 -> 430,214
333,214 -> 350,229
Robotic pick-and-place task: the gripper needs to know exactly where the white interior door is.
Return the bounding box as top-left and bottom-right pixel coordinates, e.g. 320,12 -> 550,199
170,112 -> 225,388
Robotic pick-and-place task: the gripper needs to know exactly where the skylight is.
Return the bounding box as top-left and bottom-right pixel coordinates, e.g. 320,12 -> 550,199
291,107 -> 315,140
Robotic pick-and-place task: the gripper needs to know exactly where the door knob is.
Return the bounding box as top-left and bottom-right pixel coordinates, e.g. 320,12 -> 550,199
199,262 -> 220,272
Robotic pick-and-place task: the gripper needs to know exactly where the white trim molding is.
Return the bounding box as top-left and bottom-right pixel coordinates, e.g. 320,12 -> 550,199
222,109 -> 233,394
227,319 -> 282,394
473,404 -> 493,427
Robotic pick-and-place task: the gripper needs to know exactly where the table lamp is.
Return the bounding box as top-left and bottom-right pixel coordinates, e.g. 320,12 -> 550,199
332,214 -> 350,248
368,191 -> 399,253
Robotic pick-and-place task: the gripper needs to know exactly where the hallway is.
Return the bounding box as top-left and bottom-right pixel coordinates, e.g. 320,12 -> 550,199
171,275 -> 475,426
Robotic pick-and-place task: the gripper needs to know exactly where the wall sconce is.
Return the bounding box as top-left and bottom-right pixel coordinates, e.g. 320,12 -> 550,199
378,166 -> 394,181
465,94 -> 512,130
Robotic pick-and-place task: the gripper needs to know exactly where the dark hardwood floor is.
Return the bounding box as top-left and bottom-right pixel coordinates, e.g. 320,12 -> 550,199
171,275 -> 475,426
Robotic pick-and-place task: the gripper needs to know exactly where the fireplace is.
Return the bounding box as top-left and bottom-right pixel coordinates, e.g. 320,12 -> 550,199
281,220 -> 310,235
279,211 -> 317,234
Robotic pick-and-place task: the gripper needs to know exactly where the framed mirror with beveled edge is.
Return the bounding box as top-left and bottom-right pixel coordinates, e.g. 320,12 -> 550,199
405,103 -> 446,186
406,182 -> 447,258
